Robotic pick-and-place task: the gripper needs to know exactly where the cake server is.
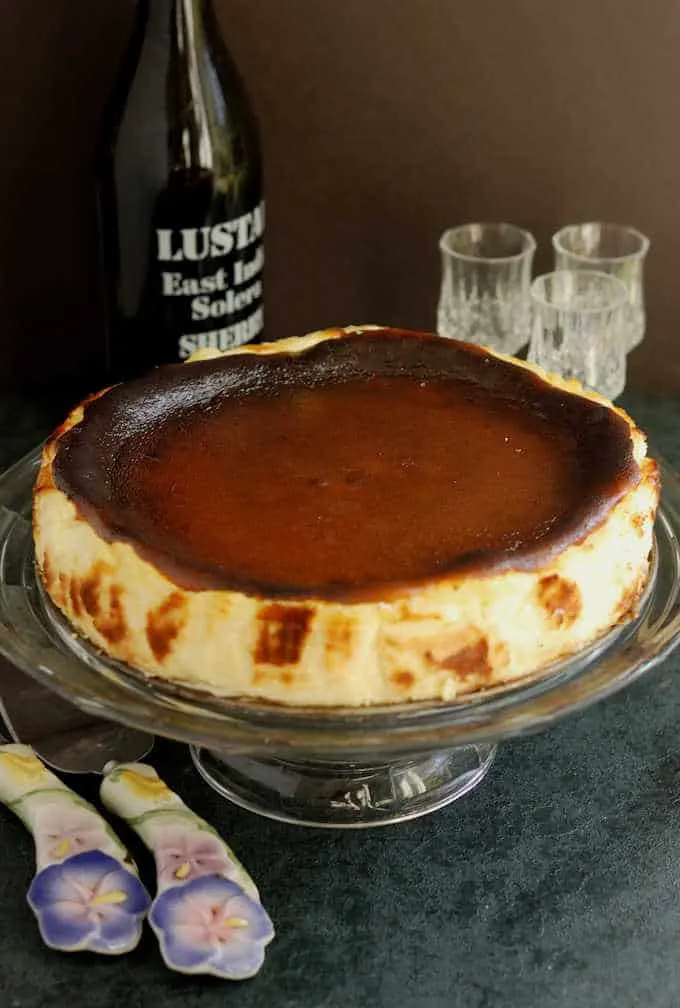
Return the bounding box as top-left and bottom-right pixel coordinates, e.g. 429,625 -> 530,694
0,738 -> 151,954
101,760 -> 275,979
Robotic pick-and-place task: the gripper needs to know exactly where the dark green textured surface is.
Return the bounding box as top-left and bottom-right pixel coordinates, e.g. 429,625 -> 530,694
0,392 -> 679,1008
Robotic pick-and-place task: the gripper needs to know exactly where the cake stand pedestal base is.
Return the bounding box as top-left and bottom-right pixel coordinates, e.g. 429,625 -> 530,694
190,744 -> 497,828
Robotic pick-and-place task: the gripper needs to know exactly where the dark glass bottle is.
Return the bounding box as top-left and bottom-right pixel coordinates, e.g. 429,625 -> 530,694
98,0 -> 264,380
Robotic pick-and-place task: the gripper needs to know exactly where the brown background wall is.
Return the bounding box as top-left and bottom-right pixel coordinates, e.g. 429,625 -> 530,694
0,0 -> 677,393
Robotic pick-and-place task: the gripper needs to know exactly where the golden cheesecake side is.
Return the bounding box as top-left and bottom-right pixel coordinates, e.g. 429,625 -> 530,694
32,327 -> 660,707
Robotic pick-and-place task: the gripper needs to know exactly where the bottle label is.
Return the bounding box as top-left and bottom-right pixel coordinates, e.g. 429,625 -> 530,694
155,200 -> 265,359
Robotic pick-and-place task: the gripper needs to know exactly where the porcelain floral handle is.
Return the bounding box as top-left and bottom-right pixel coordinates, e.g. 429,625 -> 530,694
100,761 -> 274,980
0,744 -> 150,955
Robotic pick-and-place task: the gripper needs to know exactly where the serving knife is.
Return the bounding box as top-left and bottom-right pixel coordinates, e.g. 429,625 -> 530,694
0,657 -> 154,774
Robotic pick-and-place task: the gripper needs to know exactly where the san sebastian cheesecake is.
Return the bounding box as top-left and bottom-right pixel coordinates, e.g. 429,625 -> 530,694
33,326 -> 660,707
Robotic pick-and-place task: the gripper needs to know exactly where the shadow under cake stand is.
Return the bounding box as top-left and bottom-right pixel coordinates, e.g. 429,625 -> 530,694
1,447 -> 679,829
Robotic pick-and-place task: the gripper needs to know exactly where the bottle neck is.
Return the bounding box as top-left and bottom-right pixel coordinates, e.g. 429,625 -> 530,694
172,0 -> 214,172
144,0 -> 212,34
140,0 -> 220,174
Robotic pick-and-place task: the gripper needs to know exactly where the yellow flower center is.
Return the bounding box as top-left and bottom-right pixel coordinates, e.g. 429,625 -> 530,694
55,839 -> 71,859
91,890 -> 128,907
174,862 -> 191,880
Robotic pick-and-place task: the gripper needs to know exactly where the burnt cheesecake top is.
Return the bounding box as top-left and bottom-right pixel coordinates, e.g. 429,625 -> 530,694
52,328 -> 639,602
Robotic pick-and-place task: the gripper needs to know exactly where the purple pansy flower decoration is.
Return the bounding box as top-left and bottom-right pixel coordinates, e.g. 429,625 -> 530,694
27,850 -> 151,955
33,802 -> 116,868
149,875 -> 274,979
153,824 -> 236,890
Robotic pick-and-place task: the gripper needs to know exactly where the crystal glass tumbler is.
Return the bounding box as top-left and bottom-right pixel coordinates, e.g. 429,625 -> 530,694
552,223 -> 649,351
437,223 -> 536,356
528,270 -> 628,401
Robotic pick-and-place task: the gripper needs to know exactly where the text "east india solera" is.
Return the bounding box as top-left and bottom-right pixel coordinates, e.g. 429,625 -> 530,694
156,204 -> 264,357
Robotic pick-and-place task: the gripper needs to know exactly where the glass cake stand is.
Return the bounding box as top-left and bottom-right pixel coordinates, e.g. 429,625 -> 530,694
1,447 -> 680,829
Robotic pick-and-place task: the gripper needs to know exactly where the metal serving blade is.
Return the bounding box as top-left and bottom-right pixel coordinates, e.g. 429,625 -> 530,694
0,657 -> 154,774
